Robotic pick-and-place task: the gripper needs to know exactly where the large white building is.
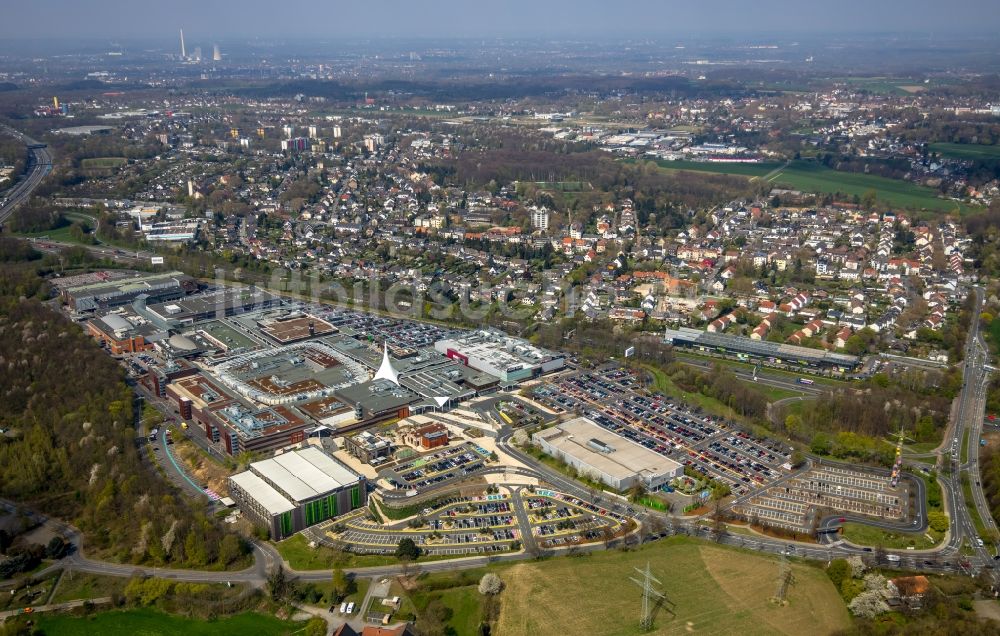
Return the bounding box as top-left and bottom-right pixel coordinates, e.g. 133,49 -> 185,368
228,445 -> 366,539
532,417 -> 682,490
434,329 -> 564,383
531,206 -> 550,231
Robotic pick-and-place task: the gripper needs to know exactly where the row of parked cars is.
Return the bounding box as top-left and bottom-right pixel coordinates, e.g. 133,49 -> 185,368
536,369 -> 793,497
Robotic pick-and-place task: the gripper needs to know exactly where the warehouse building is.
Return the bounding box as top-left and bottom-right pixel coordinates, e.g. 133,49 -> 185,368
532,417 -> 683,491
228,445 -> 367,539
434,329 -> 565,384
663,327 -> 860,371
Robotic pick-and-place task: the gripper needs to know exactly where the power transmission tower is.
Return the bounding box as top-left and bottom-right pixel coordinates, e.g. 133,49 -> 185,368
772,554 -> 795,604
630,561 -> 670,630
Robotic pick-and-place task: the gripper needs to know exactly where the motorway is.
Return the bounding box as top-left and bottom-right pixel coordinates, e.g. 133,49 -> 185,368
0,125 -> 52,225
944,285 -> 1000,577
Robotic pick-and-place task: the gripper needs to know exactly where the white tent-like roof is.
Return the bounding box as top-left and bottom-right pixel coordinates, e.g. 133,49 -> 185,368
373,341 -> 400,386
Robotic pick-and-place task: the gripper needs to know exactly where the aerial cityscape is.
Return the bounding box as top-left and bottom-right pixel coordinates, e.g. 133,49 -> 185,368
3,1 -> 1000,635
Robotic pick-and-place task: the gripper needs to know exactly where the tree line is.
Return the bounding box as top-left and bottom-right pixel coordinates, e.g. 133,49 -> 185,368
0,239 -> 250,570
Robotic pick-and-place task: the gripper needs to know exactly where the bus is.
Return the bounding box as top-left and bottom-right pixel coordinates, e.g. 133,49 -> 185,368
797,378 -> 815,385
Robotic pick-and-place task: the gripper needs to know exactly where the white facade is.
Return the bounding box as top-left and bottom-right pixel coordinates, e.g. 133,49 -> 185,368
531,207 -> 550,231
532,417 -> 682,490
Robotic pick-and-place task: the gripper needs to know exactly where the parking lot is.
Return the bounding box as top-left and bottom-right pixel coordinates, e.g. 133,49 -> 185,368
381,442 -> 492,490
732,465 -> 907,533
531,368 -> 793,497
524,489 -> 630,548
309,305 -> 461,349
321,487 -> 627,556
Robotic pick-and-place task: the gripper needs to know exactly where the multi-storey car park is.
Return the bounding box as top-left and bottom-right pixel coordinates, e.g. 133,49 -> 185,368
229,445 -> 368,539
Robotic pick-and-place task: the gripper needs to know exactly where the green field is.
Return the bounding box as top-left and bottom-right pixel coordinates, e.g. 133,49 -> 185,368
902,441 -> 941,454
840,522 -> 943,550
80,157 -> 127,169
11,210 -> 101,246
654,159 -> 781,177
410,582 -> 483,636
50,572 -> 127,604
14,223 -> 89,244
931,143 -> 1000,161
988,318 -> 1000,357
655,159 -> 964,213
496,537 -> 850,636
275,534 -> 395,570
33,609 -> 305,636
643,364 -> 743,421
275,533 -> 460,570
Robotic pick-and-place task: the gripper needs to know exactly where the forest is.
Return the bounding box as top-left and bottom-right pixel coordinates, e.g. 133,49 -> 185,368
983,443 -> 1000,526
0,130 -> 26,186
966,200 -> 1000,278
5,197 -> 68,233
428,134 -> 753,232
0,239 -> 249,570
233,74 -> 747,103
778,377 -> 955,466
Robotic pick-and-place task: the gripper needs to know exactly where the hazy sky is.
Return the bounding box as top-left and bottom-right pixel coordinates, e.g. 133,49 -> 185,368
3,0 -> 1000,40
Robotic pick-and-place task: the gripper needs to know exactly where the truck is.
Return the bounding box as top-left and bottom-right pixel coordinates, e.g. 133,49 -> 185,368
797,378 -> 815,385
886,554 -> 901,563
165,429 -> 173,444
149,428 -> 158,442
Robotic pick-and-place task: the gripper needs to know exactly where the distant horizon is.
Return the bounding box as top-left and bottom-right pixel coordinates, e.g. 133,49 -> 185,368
2,31 -> 1000,44
3,0 -> 999,41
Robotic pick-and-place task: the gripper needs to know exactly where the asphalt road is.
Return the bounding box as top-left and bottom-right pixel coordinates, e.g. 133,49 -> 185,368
676,354 -> 826,396
1,256 -> 992,586
937,285 -> 1000,579
0,125 -> 52,225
